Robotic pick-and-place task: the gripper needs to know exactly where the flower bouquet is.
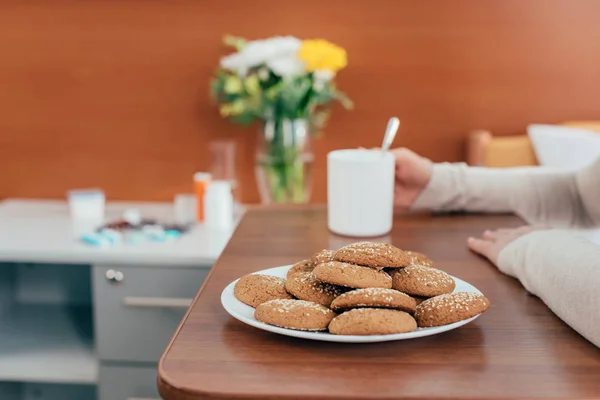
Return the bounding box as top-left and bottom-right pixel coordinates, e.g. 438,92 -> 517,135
210,35 -> 352,204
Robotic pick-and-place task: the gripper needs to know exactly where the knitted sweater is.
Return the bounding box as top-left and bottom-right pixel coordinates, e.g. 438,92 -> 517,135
413,158 -> 600,347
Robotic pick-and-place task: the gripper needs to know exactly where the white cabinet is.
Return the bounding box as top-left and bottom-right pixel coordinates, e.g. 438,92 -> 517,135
0,200 -> 233,399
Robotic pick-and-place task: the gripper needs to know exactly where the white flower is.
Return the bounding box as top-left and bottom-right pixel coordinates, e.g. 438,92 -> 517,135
312,69 -> 334,90
267,56 -> 305,79
314,69 -> 334,82
220,36 -> 302,77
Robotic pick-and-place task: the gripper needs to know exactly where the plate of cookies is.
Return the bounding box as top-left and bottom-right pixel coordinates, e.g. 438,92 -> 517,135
221,242 -> 490,343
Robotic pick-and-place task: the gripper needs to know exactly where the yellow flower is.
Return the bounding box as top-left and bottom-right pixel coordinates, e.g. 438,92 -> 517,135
244,75 -> 260,95
224,76 -> 243,94
219,100 -> 245,117
298,39 -> 347,73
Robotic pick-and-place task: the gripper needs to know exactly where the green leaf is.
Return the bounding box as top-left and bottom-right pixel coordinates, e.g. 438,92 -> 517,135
310,109 -> 331,137
335,89 -> 354,109
230,111 -> 256,125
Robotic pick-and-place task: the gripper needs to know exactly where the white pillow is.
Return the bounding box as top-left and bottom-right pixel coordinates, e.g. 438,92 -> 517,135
527,124 -> 600,170
576,228 -> 600,245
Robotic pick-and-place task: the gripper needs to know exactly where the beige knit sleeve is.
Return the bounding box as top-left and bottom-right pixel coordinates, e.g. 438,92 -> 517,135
497,230 -> 600,348
412,158 -> 600,228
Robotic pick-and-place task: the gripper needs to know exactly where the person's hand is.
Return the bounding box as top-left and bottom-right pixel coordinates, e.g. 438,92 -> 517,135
467,225 -> 549,266
391,147 -> 433,208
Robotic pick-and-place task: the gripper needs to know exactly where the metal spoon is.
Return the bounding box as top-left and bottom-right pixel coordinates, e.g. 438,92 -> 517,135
381,117 -> 400,154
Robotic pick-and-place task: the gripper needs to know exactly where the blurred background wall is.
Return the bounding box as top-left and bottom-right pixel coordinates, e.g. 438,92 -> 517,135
1,0 -> 600,203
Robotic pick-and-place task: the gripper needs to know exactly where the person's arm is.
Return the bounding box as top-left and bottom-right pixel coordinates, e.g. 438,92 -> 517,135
412,158 -> 600,228
497,230 -> 600,348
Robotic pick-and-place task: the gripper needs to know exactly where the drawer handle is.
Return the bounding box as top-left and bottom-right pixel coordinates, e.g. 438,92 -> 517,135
106,269 -> 124,283
123,297 -> 192,309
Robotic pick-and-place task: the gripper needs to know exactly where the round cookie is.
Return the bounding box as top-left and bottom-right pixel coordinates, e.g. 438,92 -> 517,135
313,261 -> 392,289
286,259 -> 315,279
285,272 -> 345,307
255,299 -> 335,331
333,242 -> 411,269
328,308 -> 417,335
311,249 -> 335,265
390,265 -> 455,297
414,292 -> 491,327
407,251 -> 436,268
330,288 -> 416,313
234,274 -> 293,308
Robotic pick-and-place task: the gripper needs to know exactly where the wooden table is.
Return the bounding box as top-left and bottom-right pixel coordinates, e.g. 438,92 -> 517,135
158,208 -> 600,400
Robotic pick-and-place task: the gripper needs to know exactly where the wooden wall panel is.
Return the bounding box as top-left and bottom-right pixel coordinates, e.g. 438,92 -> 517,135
1,0 -> 600,203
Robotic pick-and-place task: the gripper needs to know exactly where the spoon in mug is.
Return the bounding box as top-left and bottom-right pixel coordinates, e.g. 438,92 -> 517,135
381,117 -> 400,154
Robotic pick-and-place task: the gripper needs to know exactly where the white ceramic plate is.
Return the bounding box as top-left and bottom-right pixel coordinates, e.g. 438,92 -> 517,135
221,265 -> 484,343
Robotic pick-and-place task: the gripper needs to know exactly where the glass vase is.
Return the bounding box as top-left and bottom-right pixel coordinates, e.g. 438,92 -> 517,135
255,118 -> 314,204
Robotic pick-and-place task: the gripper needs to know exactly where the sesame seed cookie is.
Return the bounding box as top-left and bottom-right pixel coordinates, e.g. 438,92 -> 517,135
407,251 -> 436,268
330,288 -> 416,313
333,242 -> 411,269
390,265 -> 455,297
313,261 -> 392,289
286,259 -> 315,279
285,272 -> 345,307
311,249 -> 335,265
234,274 -> 293,308
329,308 -> 417,335
414,292 -> 491,327
255,299 -> 335,331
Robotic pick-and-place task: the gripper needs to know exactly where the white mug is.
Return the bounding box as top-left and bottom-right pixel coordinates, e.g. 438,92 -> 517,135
327,149 -> 395,237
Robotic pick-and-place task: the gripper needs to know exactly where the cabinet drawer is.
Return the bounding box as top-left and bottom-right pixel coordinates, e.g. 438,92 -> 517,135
93,265 -> 208,363
98,365 -> 159,400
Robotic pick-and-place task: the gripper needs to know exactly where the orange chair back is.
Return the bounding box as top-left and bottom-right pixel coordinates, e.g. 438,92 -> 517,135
467,121 -> 600,167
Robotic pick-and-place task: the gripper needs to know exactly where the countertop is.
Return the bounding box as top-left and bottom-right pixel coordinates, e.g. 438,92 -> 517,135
158,207 -> 600,400
0,199 -> 242,267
